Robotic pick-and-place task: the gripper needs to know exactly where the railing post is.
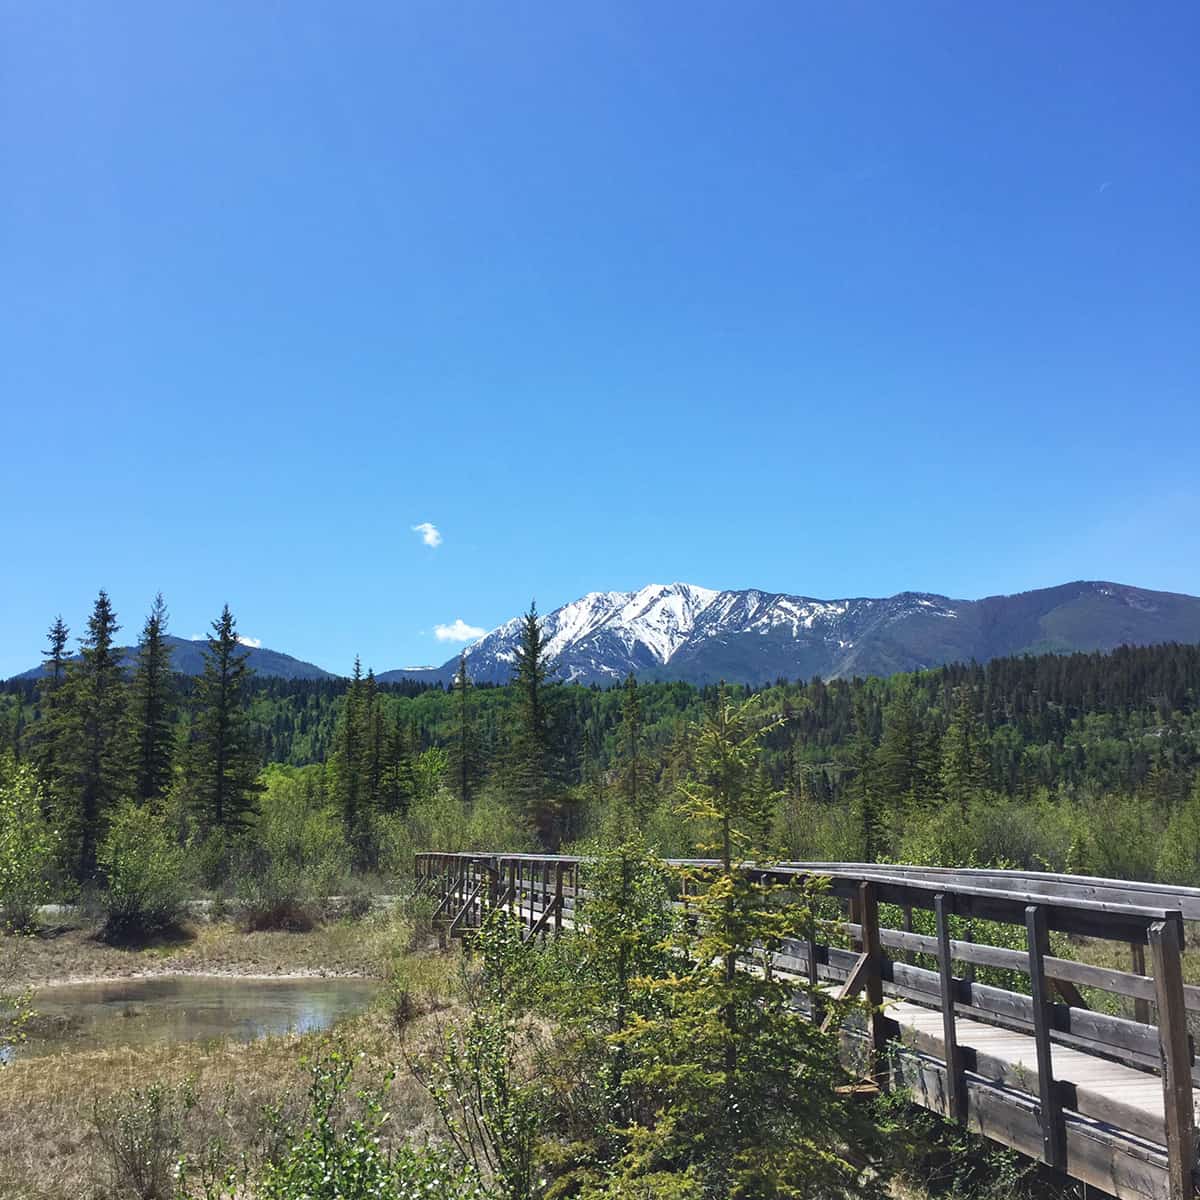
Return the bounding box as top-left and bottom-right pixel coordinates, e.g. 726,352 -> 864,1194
1150,917 -> 1197,1200
1026,904 -> 1065,1171
554,862 -> 565,933
935,894 -> 966,1124
1132,940 -> 1152,1024
858,881 -> 887,1080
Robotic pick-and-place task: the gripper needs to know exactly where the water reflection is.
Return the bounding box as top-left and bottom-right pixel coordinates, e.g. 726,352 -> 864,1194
7,975 -> 378,1060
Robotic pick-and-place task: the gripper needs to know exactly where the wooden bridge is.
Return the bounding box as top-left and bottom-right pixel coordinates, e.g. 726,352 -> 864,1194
414,852 -> 1200,1200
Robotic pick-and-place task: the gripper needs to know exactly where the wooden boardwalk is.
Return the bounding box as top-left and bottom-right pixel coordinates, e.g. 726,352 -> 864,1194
415,853 -> 1200,1200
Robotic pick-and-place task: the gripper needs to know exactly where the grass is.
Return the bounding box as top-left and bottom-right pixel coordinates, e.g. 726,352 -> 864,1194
0,906 -> 463,1200
4,910 -> 417,988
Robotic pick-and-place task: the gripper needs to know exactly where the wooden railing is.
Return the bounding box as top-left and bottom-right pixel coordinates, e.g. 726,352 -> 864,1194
414,853 -> 1200,1200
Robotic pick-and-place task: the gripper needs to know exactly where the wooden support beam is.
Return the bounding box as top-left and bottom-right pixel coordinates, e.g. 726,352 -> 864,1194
1027,903 -> 1066,1171
859,881 -> 888,1078
1132,940 -> 1152,1024
523,895 -> 561,944
1150,918 -> 1197,1200
554,863 -> 565,934
936,893 -> 966,1124
449,880 -> 485,938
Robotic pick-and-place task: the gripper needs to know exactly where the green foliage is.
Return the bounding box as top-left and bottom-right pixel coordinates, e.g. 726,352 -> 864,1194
257,1049 -> 486,1200
606,688 -> 881,1198
0,757 -> 58,931
417,912 -> 542,1200
92,1079 -> 196,1200
1156,778 -> 1200,885
236,765 -> 349,929
98,799 -> 189,940
123,593 -> 177,805
188,604 -> 263,837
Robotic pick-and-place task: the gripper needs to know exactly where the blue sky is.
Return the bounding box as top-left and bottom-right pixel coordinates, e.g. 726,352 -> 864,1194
2,2 -> 1198,678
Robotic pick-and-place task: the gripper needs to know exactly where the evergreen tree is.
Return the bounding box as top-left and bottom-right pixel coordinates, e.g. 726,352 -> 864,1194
27,616 -> 70,791
448,652 -> 481,807
874,686 -> 939,823
940,686 -> 988,814
332,658 -> 367,864
124,594 -> 176,804
189,604 -> 262,836
614,673 -> 652,824
848,695 -> 880,860
508,600 -> 559,844
59,591 -> 127,879
610,688 -> 875,1197
362,668 -> 384,817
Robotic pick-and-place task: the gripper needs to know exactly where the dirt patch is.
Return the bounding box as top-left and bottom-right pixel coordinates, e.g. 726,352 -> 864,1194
4,914 -> 408,989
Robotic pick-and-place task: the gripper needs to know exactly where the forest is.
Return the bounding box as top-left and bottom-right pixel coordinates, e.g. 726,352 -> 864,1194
4,588 -> 1200,910
3,590 -> 1200,1200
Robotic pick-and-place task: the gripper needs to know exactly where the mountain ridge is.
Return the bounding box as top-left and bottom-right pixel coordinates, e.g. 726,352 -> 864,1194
377,579 -> 1200,687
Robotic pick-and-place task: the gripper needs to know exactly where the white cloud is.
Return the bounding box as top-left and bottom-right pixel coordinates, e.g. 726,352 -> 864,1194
412,521 -> 443,548
434,618 -> 486,643
238,635 -> 263,648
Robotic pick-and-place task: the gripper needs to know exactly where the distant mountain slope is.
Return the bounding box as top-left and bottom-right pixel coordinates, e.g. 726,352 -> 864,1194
378,581 -> 1200,687
12,635 -> 336,682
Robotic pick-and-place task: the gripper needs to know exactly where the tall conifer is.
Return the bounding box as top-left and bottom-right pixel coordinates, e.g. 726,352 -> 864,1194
508,600 -> 558,843
60,591 -> 126,878
189,604 -> 261,835
124,594 -> 176,804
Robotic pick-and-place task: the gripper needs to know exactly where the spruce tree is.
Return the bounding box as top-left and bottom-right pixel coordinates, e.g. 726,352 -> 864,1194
362,668 -> 384,817
611,687 -> 875,1196
448,652 -> 481,807
332,657 -> 366,862
189,604 -> 262,836
27,616 -> 71,792
124,594 -> 176,804
59,591 -> 127,879
615,672 -> 651,824
940,686 -> 988,814
508,600 -> 559,844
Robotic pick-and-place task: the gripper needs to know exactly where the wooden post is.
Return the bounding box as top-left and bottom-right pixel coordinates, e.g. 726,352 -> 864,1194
1131,940 -> 1152,1024
858,881 -> 887,1079
935,894 -> 966,1124
807,909 -> 823,1025
1026,904 -> 1065,1171
554,862 -> 564,933
1149,918 -> 1196,1200
901,904 -> 916,966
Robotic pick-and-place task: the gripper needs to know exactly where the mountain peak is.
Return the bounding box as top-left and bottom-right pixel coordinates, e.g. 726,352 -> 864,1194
377,579 -> 1200,687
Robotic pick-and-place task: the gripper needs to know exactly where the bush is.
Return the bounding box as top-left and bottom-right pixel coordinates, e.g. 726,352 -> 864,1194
93,1080 -> 195,1200
0,759 -> 58,932
257,1049 -> 486,1200
236,766 -> 350,930
98,801 -> 189,941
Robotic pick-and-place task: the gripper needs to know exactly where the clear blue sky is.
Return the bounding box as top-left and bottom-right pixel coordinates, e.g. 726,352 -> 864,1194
3,2 -> 1198,678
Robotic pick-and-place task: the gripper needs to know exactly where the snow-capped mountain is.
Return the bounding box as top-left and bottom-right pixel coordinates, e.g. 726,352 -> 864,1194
379,580 -> 1200,687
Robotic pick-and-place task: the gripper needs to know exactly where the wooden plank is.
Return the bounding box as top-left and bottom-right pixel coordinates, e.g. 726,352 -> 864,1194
859,881 -> 889,1077
936,894 -> 966,1124
1149,919 -> 1197,1200
1028,903 -> 1065,1170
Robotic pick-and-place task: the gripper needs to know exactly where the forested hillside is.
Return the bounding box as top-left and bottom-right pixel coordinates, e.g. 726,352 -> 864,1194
4,591 -> 1200,896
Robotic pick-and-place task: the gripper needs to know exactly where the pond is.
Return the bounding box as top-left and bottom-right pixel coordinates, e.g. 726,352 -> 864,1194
5,974 -> 379,1060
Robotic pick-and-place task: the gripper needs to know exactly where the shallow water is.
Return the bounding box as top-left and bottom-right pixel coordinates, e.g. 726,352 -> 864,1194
7,974 -> 378,1060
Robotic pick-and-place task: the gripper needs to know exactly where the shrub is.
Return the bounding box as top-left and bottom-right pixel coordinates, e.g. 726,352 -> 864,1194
93,1080 -> 195,1200
257,1049 -> 486,1200
0,759 -> 58,931
236,767 -> 349,930
98,800 -> 189,941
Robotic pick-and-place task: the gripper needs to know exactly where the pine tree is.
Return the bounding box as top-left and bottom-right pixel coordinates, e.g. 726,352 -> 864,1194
940,686 -> 988,814
874,686 -> 939,823
614,672 -> 651,826
27,616 -> 71,791
611,687 -> 874,1196
189,604 -> 262,836
59,591 -> 127,879
508,600 -> 559,844
847,695 -> 880,860
362,668 -> 384,817
332,658 -> 367,863
124,594 -> 176,804
448,652 -> 481,807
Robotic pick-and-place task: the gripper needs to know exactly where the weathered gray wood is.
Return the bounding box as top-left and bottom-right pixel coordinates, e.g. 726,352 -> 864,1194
1027,903 -> 1065,1170
1149,919 -> 1197,1200
936,894 -> 966,1123
449,880 -> 484,937
859,881 -> 889,1075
